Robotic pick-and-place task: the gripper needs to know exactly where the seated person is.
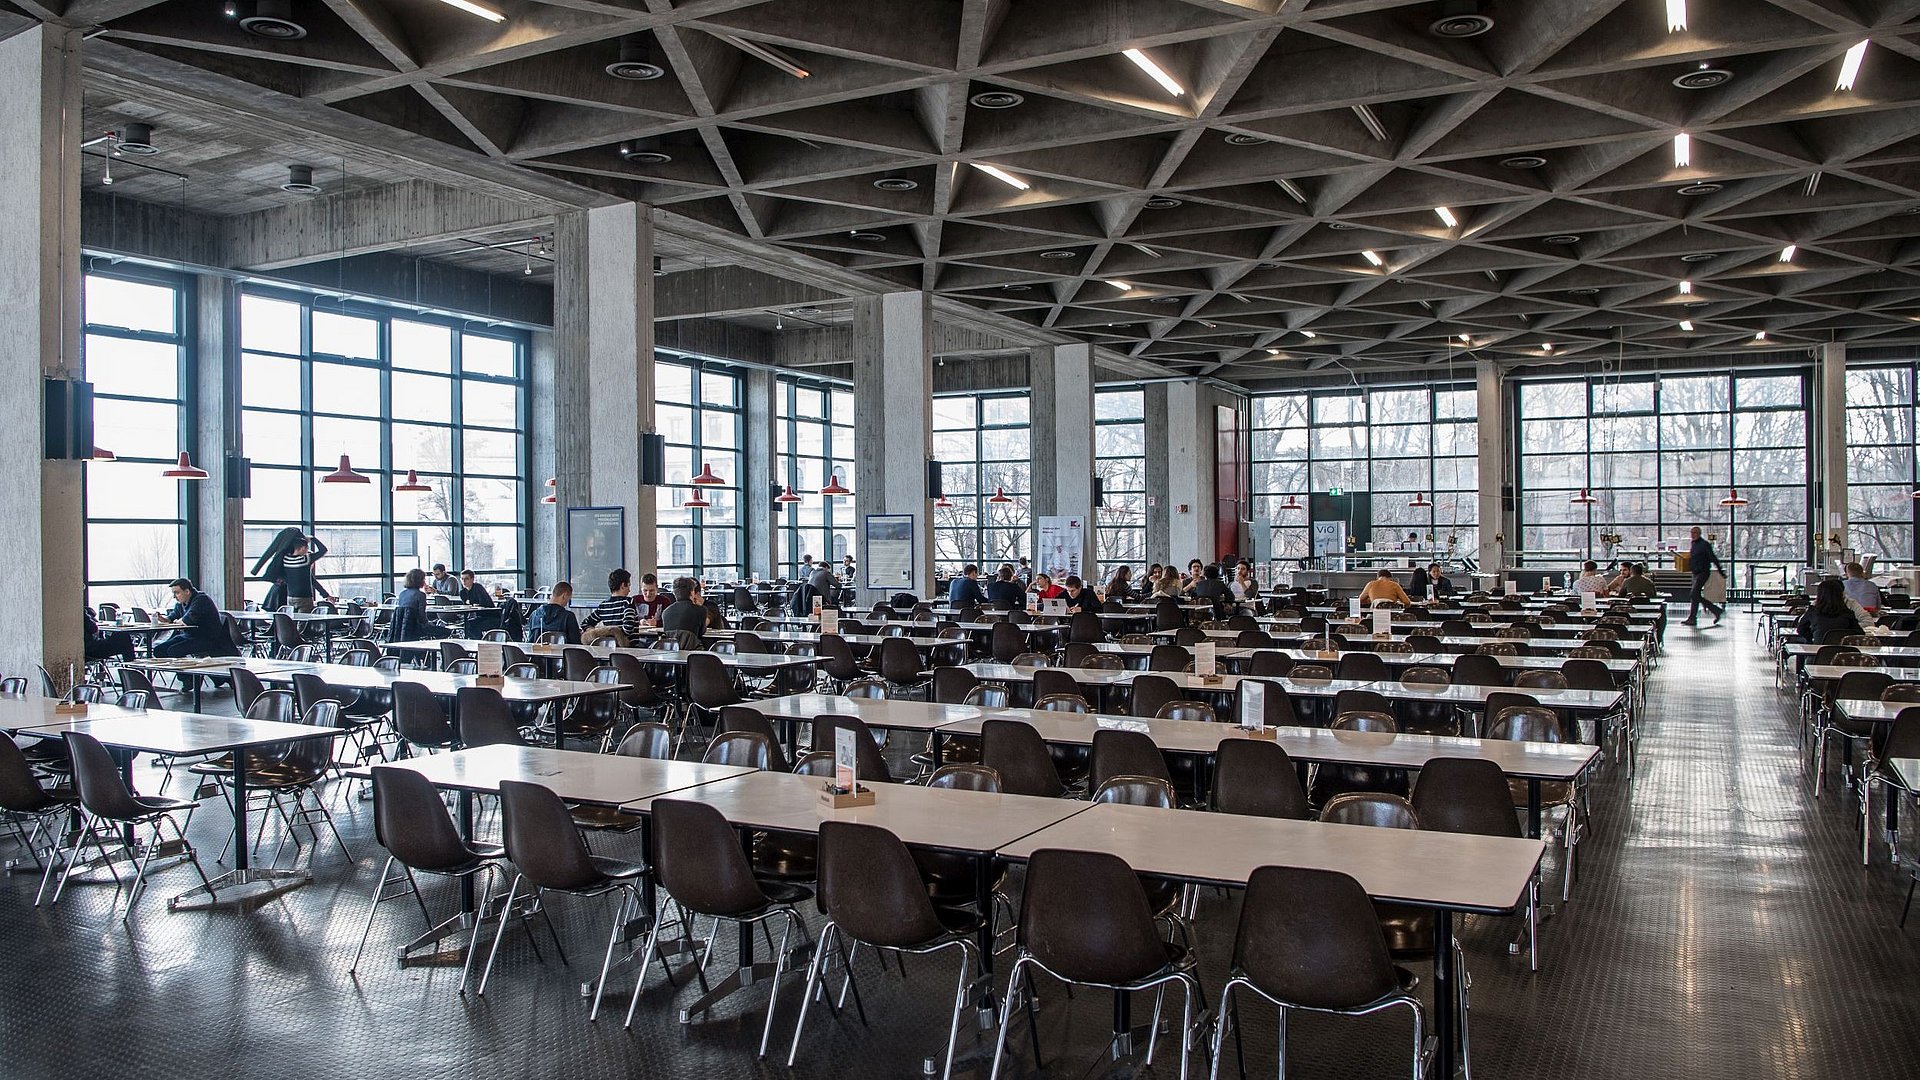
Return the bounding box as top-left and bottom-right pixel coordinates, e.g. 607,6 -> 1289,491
1844,561 -> 1882,614
1572,560 -> 1608,595
947,564 -> 988,607
528,581 -> 584,645
84,607 -> 135,663
153,578 -> 238,658
389,569 -> 452,642
583,569 -> 640,646
1358,569 -> 1412,608
1189,563 -> 1234,605
429,563 -> 462,598
1796,576 -> 1874,642
1061,575 -> 1101,613
635,573 -> 672,624
458,569 -> 502,636
1426,563 -> 1455,598
1029,572 -> 1066,603
1619,563 -> 1659,598
659,577 -> 716,641
983,564 -> 1026,608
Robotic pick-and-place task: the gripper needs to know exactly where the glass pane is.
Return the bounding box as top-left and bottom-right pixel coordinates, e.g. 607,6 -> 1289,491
392,320 -> 453,373
933,397 -> 976,429
982,397 -> 1028,426
87,461 -> 181,519
244,409 -> 304,465
699,371 -> 739,408
314,474 -> 382,522
656,362 -> 694,403
245,466 -> 303,522
465,526 -> 521,572
1520,382 -> 1585,418
1096,390 -> 1144,420
464,380 -> 518,429
467,477 -> 521,524
312,362 -> 381,417
241,295 -> 303,354
243,352 -> 302,410
86,522 -> 180,583
312,311 -> 380,360
392,372 -> 452,423
85,276 -> 177,335
85,336 -> 179,400
464,428 -> 518,475
92,398 -> 179,458
393,423 -> 454,474
463,335 -> 517,378
312,416 -> 381,467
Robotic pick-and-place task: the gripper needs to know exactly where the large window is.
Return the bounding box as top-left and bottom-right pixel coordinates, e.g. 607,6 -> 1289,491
1095,388 -> 1147,579
240,288 -> 528,602
1847,364 -> 1919,561
776,376 -> 856,578
1516,371 -> 1808,565
656,359 -> 742,580
932,391 -> 1030,575
1250,384 -> 1478,563
82,271 -> 192,610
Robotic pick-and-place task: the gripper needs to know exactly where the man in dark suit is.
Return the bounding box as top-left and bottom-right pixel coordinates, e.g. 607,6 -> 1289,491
660,577 -> 716,640
1682,526 -> 1725,626
153,578 -> 237,658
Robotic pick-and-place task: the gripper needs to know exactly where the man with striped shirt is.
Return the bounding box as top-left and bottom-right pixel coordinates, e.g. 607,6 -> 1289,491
582,568 -> 641,646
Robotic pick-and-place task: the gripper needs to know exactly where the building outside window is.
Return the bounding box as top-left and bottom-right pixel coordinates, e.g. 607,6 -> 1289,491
81,270 -> 193,611
239,287 -> 528,602
1094,388 -> 1147,580
932,391 -> 1030,576
656,358 -> 743,580
1847,363 -> 1920,562
776,376 -> 856,578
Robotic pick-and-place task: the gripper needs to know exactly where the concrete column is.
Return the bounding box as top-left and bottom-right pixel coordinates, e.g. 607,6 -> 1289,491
1029,343 -> 1097,577
553,203 -> 655,577
1165,380 -> 1217,562
1476,357 -> 1506,571
195,274 -> 243,604
743,367 -> 776,580
1818,342 -> 1848,553
528,328 -> 558,585
0,26 -> 85,683
1144,384 -> 1171,565
851,291 -> 933,603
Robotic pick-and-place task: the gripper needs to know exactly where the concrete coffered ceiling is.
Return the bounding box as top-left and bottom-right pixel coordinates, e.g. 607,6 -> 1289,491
10,0 -> 1920,381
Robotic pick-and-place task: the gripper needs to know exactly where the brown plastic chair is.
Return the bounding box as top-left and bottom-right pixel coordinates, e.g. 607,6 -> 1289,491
989,848 -> 1202,1080
55,730 -> 214,922
1208,866 -> 1427,1080
716,705 -> 792,772
1149,644 -> 1192,672
1034,693 -> 1090,714
932,665 -> 979,704
980,718 -> 1065,798
478,780 -> 647,1021
703,730 -> 777,770
1211,738 -> 1310,819
1130,673 -> 1185,719
1318,792 -> 1434,960
790,821 -> 983,1079
1310,711 -> 1408,804
1090,728 -> 1173,789
392,681 -> 458,754
808,714 -> 894,782
1414,756 -> 1542,969
454,686 -> 525,747
0,735 -> 76,905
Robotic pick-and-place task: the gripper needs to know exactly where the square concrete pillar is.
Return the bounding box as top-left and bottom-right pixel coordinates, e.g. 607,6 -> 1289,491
851,292 -> 933,603
1029,342 -> 1096,578
553,203 -> 656,578
743,367 -> 776,579
196,274 -> 244,604
1818,342 -> 1847,551
0,27 -> 86,683
1165,381 -> 1218,563
1476,358 -> 1506,570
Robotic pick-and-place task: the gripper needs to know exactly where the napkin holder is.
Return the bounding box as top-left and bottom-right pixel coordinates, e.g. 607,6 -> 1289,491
1197,673 -> 1225,685
1372,633 -> 1392,641
1238,725 -> 1276,741
475,674 -> 505,686
1315,650 -> 1340,661
820,783 -> 876,810
53,699 -> 89,715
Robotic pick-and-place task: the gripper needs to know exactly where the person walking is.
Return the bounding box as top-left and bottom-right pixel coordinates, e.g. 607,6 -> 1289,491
1682,526 -> 1725,626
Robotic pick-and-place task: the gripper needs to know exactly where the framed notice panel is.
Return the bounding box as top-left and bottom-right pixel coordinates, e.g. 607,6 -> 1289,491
566,506 -> 625,601
864,514 -> 915,592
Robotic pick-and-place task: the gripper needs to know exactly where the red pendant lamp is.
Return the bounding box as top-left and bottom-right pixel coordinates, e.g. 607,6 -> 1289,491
1408,492 -> 1433,508
988,487 -> 1014,504
1719,489 -> 1749,507
690,462 -> 725,486
933,494 -> 953,509
162,452 -> 208,480
1279,494 -> 1303,511
1569,488 -> 1598,505
394,469 -> 432,493
91,446 -> 116,462
819,474 -> 851,496
775,486 -> 803,504
541,477 -> 558,504
683,489 -> 712,509
321,454 -> 370,484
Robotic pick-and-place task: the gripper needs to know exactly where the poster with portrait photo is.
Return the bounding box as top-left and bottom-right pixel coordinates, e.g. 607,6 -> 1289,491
567,506 -> 625,602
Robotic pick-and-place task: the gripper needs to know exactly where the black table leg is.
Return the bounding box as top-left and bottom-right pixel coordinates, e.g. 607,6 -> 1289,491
1433,909 -> 1457,1078
457,790 -> 475,912
232,754 -> 250,874
974,853 -> 997,1017
1527,779 -> 1542,839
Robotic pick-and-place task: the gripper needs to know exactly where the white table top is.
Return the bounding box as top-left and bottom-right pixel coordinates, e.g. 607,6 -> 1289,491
14,707 -> 335,755
367,745 -> 753,806
243,660 -> 624,703
626,768 -> 1094,854
998,801 -> 1543,913
383,639 -> 822,670
737,694 -> 993,732
1833,699 -> 1920,724
1804,665 -> 1920,683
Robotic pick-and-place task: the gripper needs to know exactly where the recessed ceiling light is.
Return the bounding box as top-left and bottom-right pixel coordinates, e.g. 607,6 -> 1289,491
1361,250 -> 1385,267
233,0 -> 308,39
1681,252 -> 1718,263
1680,320 -> 1694,331
618,138 -> 672,164
1145,196 -> 1182,209
1667,0 -> 1687,33
1275,178 -> 1307,204
1544,234 -> 1581,245
280,164 -> 321,194
1542,341 -> 1554,353
1673,132 -> 1691,167
1838,40 -> 1868,91
1224,132 -> 1268,146
1428,2 -> 1494,37
1122,47 -> 1185,97
872,177 -> 918,191
1500,155 -> 1547,169
1106,280 -> 1131,291
1129,243 -> 1162,258
1267,348 -> 1282,356
1679,280 -> 1693,294
1301,330 -> 1316,338
432,0 -> 506,23
1754,330 -> 1768,341
1039,250 -> 1076,259
114,123 -> 158,155
999,284 -> 1030,292
1434,207 -> 1458,228
969,90 -> 1025,109
1570,287 -> 1598,295
1673,66 -> 1732,89
970,162 -> 1029,190
606,35 -> 664,80
848,231 -> 886,243
1779,244 -> 1797,262
1677,183 -> 1722,195
1327,222 -> 1356,230
1150,296 -> 1182,304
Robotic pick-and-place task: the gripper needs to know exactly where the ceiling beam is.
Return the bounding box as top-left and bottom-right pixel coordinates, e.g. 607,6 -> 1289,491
226,179 -> 554,271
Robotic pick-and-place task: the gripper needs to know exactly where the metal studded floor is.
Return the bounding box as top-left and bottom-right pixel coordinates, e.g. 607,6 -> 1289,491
4,616 -> 1920,1079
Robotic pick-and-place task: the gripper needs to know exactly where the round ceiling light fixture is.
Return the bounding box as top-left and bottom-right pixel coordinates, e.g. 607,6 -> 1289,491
848,230 -> 887,243
1680,252 -> 1719,263
969,90 -> 1025,109
1569,287 -> 1599,296
233,0 -> 308,40
1544,234 -> 1582,245
1150,296 -> 1183,304
1224,132 -> 1268,146
1326,221 -> 1356,230
1039,250 -> 1077,259
1145,196 -> 1183,209
999,283 -> 1031,292
1428,5 -> 1495,38
1500,155 -> 1547,169
873,177 -> 919,191
618,138 -> 672,164
280,164 -> 322,194
605,36 -> 665,80
115,123 -> 158,156
1677,183 -> 1723,196
1672,66 -> 1733,90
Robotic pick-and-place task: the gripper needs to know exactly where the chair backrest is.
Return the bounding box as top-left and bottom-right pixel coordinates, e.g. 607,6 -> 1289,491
1147,644 -> 1191,672
715,706 -> 791,771
792,750 -> 835,776
1034,693 -> 1091,714
926,763 -> 1002,792
1882,682 -> 1920,704
703,730 -> 775,770
290,672 -> 338,716
115,667 -> 157,698
504,663 -> 541,680
1560,658 -> 1615,691
1155,700 -> 1214,723
1090,727 -> 1172,788
1032,668 -> 1087,705
931,665 -> 978,704
818,820 -> 949,948
65,731 -> 152,821
1333,688 -> 1390,715
0,732 -> 58,811
1129,673 -> 1183,719
1373,639 -> 1414,656
1092,774 -> 1175,807
1333,709 -> 1397,734
878,636 -> 924,684
1019,848 -> 1169,985
1475,641 -> 1520,656
1211,738 -> 1310,819
1080,652 -> 1126,671
1488,704 -> 1565,743
1411,757 -> 1521,838
1248,651 -> 1294,678
1336,652 -> 1388,682
1232,865 -> 1401,1010
0,676 -> 27,696
1319,791 -> 1419,829
990,622 -> 1027,664
843,677 -> 891,700
1884,706 -> 1920,762
439,641 -> 472,670
1399,665 -> 1450,688
341,648 -> 377,668
246,688 -> 300,724
455,686 -> 524,747
392,681 -> 456,748
231,666 -> 266,713
809,714 -> 894,782
498,780 -> 606,891
1513,669 -> 1569,690
686,652 -> 740,711
980,718 -> 1065,798
651,798 -> 772,917
1010,651 -> 1053,668
961,682 -> 1011,708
